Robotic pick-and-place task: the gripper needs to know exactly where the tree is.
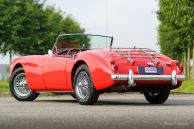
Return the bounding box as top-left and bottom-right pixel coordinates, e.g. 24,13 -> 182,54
158,0 -> 194,79
0,0 -> 20,63
0,0 -> 85,62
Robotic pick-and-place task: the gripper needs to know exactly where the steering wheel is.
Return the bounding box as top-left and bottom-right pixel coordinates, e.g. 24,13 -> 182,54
52,46 -> 57,54
66,48 -> 81,57
57,48 -> 68,55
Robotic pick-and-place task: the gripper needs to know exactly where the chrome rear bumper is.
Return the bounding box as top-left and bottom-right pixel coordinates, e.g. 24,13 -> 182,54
111,70 -> 186,86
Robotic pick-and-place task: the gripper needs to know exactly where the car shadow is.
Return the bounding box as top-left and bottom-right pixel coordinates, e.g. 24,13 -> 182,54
97,99 -> 194,106
35,98 -> 194,106
36,99 -> 77,103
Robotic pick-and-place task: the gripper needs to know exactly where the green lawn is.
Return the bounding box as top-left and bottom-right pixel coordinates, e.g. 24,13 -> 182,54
0,80 -> 194,95
0,80 -> 9,95
172,80 -> 194,93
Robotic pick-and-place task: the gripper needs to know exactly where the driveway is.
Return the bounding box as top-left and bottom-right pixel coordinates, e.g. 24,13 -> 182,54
0,94 -> 194,129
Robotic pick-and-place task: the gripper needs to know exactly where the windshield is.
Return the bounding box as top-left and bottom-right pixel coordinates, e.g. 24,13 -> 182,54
54,34 -> 113,50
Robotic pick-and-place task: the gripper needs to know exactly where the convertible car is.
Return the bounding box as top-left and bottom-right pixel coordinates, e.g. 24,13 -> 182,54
10,34 -> 185,105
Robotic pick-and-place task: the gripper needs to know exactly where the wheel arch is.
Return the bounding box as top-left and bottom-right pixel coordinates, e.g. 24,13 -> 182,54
11,63 -> 24,75
10,66 -> 40,101
71,60 -> 88,88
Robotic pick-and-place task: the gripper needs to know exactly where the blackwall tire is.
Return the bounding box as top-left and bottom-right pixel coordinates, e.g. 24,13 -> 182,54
73,64 -> 99,105
10,67 -> 39,101
143,89 -> 170,104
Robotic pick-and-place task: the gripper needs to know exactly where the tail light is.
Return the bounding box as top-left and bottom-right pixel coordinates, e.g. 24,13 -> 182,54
110,59 -> 118,71
176,61 -> 183,72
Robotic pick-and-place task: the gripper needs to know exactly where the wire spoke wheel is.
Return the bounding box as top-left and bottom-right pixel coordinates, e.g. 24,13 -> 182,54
75,71 -> 90,100
13,73 -> 31,97
10,67 -> 39,101
74,64 -> 99,105
148,90 -> 160,97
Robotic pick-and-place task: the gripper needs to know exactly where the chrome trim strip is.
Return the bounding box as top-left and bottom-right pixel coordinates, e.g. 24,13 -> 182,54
111,74 -> 185,81
111,69 -> 186,86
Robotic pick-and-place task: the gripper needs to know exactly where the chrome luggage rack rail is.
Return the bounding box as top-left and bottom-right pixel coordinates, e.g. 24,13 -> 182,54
110,48 -> 162,64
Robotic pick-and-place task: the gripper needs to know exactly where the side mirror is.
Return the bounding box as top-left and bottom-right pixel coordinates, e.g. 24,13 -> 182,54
48,50 -> 53,56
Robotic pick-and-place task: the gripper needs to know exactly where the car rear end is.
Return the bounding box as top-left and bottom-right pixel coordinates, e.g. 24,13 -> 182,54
108,48 -> 185,90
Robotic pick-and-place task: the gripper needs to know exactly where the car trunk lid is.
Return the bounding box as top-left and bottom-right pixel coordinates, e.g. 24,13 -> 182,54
103,48 -> 174,75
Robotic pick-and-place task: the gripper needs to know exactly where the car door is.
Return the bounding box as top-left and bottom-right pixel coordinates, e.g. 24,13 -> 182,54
41,55 -> 67,90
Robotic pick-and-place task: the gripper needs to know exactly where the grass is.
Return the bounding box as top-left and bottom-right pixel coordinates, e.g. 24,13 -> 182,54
0,80 -> 194,95
0,80 -> 9,95
172,80 -> 194,93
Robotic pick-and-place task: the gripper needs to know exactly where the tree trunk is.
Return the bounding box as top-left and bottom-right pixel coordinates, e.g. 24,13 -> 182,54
187,45 -> 190,80
192,40 -> 194,79
183,51 -> 187,77
9,49 -> 12,65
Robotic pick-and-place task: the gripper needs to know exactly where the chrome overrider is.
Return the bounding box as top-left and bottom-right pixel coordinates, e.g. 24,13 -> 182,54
111,70 -> 186,86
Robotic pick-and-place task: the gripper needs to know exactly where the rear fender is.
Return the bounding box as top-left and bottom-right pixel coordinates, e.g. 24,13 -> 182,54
69,52 -> 115,90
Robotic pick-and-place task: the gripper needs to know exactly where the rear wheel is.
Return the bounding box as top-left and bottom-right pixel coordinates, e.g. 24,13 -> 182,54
10,67 -> 39,101
73,64 -> 99,105
143,89 -> 170,104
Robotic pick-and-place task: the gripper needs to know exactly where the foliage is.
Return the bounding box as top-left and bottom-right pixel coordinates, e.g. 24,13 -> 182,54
0,0 -> 85,56
158,0 -> 194,60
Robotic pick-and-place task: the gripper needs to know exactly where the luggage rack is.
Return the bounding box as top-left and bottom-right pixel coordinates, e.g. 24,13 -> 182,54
110,48 -> 161,64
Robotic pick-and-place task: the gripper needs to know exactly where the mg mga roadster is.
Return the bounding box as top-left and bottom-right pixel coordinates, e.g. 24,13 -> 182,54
10,34 -> 185,105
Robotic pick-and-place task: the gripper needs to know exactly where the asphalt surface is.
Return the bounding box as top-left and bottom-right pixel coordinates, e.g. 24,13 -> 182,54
0,94 -> 194,129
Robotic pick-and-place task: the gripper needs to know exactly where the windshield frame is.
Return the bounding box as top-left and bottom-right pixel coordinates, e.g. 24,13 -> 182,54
53,33 -> 114,49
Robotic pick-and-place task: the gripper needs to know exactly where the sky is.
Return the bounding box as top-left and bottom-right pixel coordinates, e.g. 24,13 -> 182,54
0,0 -> 159,64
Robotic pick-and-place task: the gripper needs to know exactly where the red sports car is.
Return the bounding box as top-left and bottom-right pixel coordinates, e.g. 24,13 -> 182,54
10,34 -> 185,105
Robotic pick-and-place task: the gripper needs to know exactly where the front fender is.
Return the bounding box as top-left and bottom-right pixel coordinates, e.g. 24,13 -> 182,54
10,56 -> 46,91
10,57 -> 24,75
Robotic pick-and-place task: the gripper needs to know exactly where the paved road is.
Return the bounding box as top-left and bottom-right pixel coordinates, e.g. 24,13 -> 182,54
0,94 -> 194,129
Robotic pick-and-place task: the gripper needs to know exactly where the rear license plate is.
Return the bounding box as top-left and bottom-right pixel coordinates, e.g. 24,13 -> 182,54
145,67 -> 157,73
